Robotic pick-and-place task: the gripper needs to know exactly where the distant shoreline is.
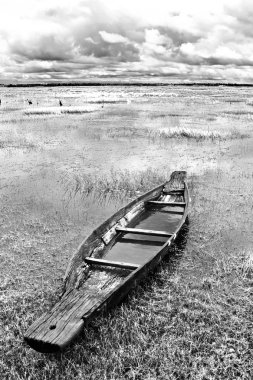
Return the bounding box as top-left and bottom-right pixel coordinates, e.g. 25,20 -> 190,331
2,82 -> 253,88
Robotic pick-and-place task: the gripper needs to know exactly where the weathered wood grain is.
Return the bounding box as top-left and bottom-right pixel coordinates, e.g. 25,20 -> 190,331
116,226 -> 173,237
156,209 -> 184,215
147,201 -> 186,206
102,216 -> 128,245
163,190 -> 184,195
85,257 -> 139,270
25,267 -> 130,352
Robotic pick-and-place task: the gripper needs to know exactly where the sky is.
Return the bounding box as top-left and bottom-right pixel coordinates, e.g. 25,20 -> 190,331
1,0 -> 253,83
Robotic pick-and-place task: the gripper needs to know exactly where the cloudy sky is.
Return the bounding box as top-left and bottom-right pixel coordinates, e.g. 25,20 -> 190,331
1,0 -> 253,83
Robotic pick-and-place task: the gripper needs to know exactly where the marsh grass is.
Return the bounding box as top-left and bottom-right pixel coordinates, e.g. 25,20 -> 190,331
87,99 -> 128,104
152,127 -> 247,141
149,113 -> 191,118
77,126 -> 145,141
242,250 -> 253,278
76,124 -> 247,143
224,110 -> 253,117
224,99 -> 244,103
23,106 -> 98,116
0,133 -> 39,150
61,168 -> 168,202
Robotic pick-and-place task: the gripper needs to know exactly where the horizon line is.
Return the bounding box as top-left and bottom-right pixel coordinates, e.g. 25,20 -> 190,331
2,81 -> 253,88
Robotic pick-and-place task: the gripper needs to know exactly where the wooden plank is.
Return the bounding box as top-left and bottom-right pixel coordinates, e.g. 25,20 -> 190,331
85,257 -> 139,270
163,171 -> 186,192
119,237 -> 166,245
102,203 -> 145,245
102,216 -> 128,245
25,290 -> 105,353
163,189 -> 184,195
116,227 -> 173,237
124,202 -> 144,223
157,209 -> 184,215
147,201 -> 185,206
25,269 -> 129,352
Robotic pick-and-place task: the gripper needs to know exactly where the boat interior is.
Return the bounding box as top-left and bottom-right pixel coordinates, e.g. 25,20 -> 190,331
85,189 -> 186,274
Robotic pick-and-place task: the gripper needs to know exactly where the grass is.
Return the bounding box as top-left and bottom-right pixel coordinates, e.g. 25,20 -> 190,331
87,99 -> 127,104
23,106 -> 98,116
152,127 -> 248,141
61,168 -> 168,202
149,113 -> 191,118
224,110 -> 253,116
1,168 -> 252,379
73,124 -> 248,142
242,250 -> 253,278
0,134 -> 39,150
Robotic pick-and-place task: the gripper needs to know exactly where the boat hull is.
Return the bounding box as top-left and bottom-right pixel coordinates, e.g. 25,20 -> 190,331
24,171 -> 189,353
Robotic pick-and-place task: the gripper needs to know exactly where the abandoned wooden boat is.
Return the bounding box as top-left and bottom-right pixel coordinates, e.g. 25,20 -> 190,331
24,171 -> 189,353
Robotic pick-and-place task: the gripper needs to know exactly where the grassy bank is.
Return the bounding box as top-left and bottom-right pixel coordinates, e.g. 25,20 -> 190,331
1,167 -> 252,380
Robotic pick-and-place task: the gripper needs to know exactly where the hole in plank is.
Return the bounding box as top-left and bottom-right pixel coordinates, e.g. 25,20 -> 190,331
49,324 -> 56,330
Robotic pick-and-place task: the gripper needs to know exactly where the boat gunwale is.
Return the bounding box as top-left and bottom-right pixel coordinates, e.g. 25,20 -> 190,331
63,181 -> 167,291
80,178 -> 190,322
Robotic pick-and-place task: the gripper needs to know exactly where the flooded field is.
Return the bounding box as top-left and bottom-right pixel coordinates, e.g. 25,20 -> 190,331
0,85 -> 252,379
0,85 -> 252,291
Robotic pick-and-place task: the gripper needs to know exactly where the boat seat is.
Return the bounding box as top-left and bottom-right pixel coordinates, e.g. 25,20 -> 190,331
163,189 -> 184,195
116,226 -> 173,237
85,257 -> 139,270
157,209 -> 184,215
147,201 -> 186,206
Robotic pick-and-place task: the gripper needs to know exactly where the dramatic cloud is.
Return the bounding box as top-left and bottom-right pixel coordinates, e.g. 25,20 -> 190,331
1,0 -> 253,82
99,31 -> 129,44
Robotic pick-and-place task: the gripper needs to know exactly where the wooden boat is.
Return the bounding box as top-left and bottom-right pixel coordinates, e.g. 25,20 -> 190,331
24,171 -> 189,353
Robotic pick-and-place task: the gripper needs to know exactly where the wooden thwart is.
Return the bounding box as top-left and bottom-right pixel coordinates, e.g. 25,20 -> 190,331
157,209 -> 184,215
147,201 -> 186,206
116,226 -> 173,237
85,257 -> 139,270
163,189 -> 184,195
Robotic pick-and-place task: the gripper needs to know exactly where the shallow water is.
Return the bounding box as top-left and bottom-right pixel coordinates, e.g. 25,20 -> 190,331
105,206 -> 183,265
0,84 -> 252,290
105,238 -> 165,265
